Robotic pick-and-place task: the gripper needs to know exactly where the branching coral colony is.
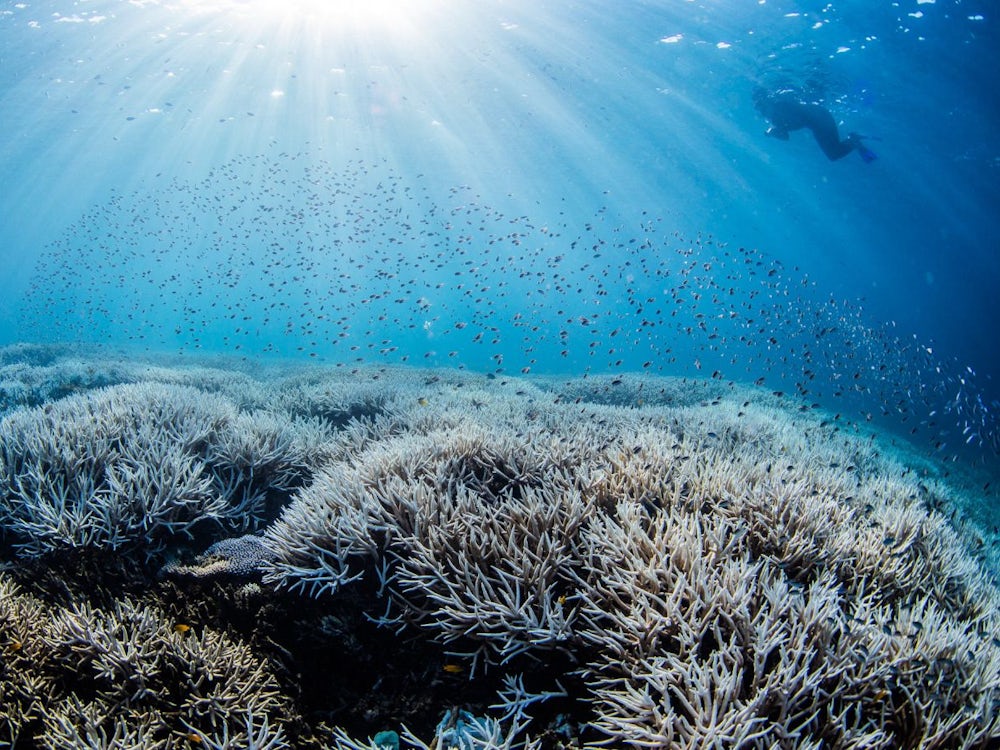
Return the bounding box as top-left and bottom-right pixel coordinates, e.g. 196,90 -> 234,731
0,573 -> 292,749
0,355 -> 998,748
0,382 -> 331,558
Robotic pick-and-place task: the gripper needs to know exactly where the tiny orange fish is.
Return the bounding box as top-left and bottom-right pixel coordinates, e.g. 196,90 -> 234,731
174,624 -> 192,634
442,663 -> 464,674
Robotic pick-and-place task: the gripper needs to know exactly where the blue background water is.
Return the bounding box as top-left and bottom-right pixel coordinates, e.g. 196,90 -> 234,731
1,0 -> 998,463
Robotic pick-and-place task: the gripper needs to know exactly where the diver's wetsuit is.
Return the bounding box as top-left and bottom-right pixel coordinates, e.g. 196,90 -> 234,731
755,92 -> 875,162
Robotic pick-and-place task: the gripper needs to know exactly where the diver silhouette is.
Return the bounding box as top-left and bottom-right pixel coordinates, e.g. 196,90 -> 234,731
753,86 -> 877,163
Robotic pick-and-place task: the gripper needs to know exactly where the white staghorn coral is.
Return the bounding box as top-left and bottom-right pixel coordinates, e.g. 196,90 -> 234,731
252,369 -> 1000,747
1,359 -> 998,748
0,382 -> 330,558
0,571 -> 293,748
260,421 -> 600,669
184,711 -> 290,750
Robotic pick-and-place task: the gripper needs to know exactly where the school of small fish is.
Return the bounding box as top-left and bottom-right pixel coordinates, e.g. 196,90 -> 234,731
20,152 -> 1000,467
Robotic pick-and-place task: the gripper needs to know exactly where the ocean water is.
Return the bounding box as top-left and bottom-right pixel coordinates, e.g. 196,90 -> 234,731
2,0 -> 998,468
1,0 -> 999,747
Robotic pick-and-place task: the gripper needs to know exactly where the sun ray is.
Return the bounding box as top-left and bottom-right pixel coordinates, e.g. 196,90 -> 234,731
173,0 -> 446,29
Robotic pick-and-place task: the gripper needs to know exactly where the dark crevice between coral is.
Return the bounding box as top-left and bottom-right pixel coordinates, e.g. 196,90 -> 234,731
153,573 -> 596,747
3,548 -> 159,610
297,399 -> 388,429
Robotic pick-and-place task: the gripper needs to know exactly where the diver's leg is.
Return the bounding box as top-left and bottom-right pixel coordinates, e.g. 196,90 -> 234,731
805,106 -> 855,161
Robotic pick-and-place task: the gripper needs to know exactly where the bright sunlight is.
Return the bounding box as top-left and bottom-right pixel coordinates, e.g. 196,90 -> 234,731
174,0 -> 444,27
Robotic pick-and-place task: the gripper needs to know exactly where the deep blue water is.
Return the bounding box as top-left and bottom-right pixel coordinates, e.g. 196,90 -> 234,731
1,0 -> 998,470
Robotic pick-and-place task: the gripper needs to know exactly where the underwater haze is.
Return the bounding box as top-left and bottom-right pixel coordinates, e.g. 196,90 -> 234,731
2,0 -> 1000,468
2,0 -> 1000,747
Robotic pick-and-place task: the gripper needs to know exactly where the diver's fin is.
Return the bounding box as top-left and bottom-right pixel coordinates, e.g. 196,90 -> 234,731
848,132 -> 878,163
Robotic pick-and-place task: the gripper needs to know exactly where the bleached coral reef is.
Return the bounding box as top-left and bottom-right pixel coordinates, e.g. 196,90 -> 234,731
0,348 -> 998,748
0,381 -> 330,558
0,572 -> 291,749
260,380 -> 1000,748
